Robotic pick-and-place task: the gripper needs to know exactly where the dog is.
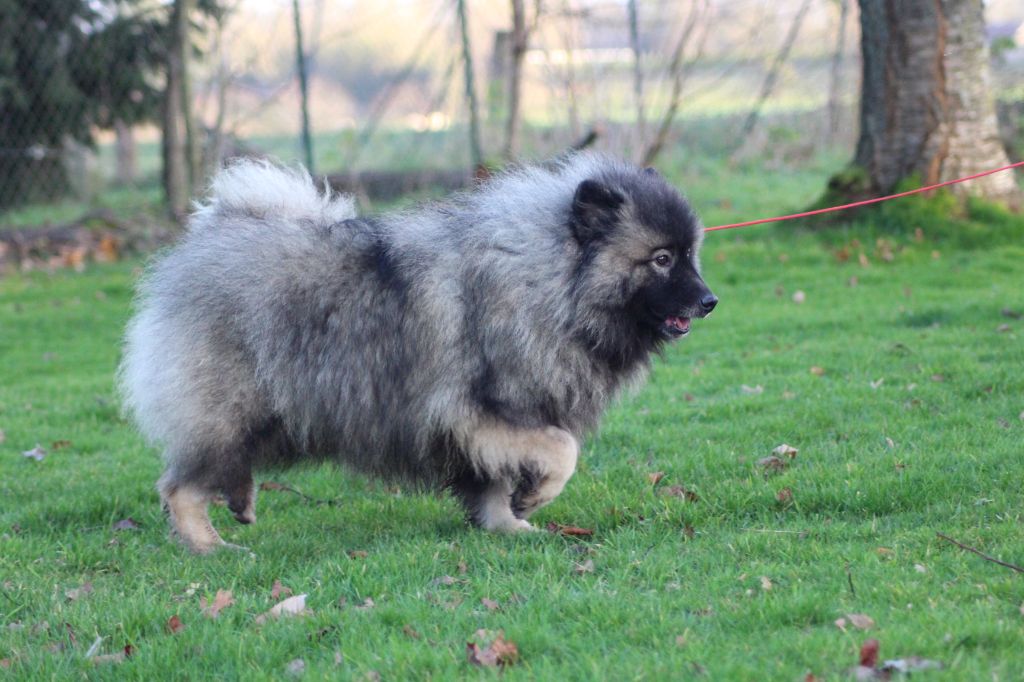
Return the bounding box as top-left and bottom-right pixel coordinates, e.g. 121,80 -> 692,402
119,153 -> 717,552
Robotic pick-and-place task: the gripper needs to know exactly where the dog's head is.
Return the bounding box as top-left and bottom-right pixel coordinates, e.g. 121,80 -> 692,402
570,166 -> 716,346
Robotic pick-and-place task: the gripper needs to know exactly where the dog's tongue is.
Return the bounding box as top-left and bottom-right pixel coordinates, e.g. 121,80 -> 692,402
665,316 -> 690,333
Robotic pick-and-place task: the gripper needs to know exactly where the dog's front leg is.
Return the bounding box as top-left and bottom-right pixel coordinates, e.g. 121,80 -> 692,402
458,421 -> 579,531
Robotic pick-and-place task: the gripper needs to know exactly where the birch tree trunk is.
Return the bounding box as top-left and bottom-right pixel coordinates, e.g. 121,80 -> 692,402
854,0 -> 1019,206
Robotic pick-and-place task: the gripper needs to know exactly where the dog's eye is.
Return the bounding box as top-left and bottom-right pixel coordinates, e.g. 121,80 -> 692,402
651,251 -> 672,268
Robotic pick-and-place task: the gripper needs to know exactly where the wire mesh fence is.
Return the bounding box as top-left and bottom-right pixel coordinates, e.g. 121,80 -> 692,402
2,0 -> 1021,226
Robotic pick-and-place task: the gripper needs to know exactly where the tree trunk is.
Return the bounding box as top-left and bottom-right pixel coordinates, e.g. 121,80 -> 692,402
854,0 -> 1020,206
503,0 -> 528,160
162,0 -> 189,220
456,0 -> 485,173
627,0 -> 645,161
114,119 -> 137,186
292,0 -> 315,173
826,0 -> 849,141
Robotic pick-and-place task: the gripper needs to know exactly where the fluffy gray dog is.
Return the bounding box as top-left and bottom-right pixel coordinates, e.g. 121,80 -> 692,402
120,153 -> 717,553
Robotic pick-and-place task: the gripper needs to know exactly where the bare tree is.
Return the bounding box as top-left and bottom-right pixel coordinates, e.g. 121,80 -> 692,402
292,0 -> 314,173
162,0 -> 191,219
456,0 -> 484,172
627,0 -> 645,158
850,0 -> 1019,206
503,0 -> 529,159
734,0 -> 813,151
640,0 -> 709,166
826,0 -> 849,141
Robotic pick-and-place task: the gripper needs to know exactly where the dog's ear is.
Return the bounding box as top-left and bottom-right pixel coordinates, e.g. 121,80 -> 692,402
571,179 -> 624,243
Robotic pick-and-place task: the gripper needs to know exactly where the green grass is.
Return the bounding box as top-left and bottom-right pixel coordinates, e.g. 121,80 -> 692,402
2,177 -> 1024,680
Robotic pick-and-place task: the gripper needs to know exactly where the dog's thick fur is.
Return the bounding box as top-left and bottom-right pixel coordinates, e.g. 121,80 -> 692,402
120,153 -> 716,552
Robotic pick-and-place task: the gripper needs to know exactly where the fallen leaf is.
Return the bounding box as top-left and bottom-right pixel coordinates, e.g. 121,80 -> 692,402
660,485 -> 699,502
1001,308 -> 1022,319
112,518 -> 141,531
200,589 -> 234,618
285,658 -> 305,676
466,631 -> 519,667
271,580 -> 293,600
91,652 -> 126,665
259,481 -> 287,491
675,634 -> 687,647
772,443 -> 798,459
860,639 -> 880,667
402,624 -> 421,639
0,659 -> 10,669
885,437 -> 896,449
256,594 -> 311,624
792,290 -> 806,304
21,445 -> 46,461
914,564 -> 927,574
647,471 -> 665,485
458,560 -> 468,574
997,324 -> 1012,333
930,373 -> 945,382
847,613 -> 875,630
835,617 -> 848,632
775,488 -> 793,504
355,597 -> 375,610
573,559 -> 595,575
481,598 -> 500,611
757,455 -> 787,474
51,439 -> 71,450
741,384 -> 764,395
65,582 -> 93,601
433,575 -> 459,586
870,378 -> 884,389
347,550 -> 368,559
546,522 -> 594,537
810,366 -> 826,376
881,657 -> 943,673
166,615 -> 185,634
759,576 -> 773,591
859,253 -> 870,267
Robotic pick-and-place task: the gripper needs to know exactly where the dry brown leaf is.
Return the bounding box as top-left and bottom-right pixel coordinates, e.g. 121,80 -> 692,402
21,445 -> 46,461
775,488 -> 793,504
355,597 -> 375,610
757,455 -> 787,474
481,598 -> 500,611
270,580 -> 292,600
112,518 -> 141,531
772,443 -> 798,459
256,594 -> 311,624
65,582 -> 93,601
259,481 -> 287,491
759,576 -> 773,591
50,439 -> 71,450
847,613 -> 875,630
402,624 -> 421,639
166,615 -> 185,634
647,471 -> 665,485
285,659 -> 306,676
810,366 -> 826,376
466,631 -> 519,667
546,522 -> 594,537
660,485 -> 700,502
573,559 -> 595,575
200,589 -> 234,618
860,639 -> 880,667
347,550 -> 368,559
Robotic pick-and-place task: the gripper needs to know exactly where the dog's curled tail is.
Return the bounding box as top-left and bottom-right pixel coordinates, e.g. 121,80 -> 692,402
191,159 -> 357,228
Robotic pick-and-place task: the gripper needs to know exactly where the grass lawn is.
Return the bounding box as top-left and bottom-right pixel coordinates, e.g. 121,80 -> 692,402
1,169 -> 1023,679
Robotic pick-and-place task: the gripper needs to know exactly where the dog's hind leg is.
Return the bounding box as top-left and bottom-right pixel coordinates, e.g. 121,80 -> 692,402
159,473 -> 226,554
225,471 -> 256,525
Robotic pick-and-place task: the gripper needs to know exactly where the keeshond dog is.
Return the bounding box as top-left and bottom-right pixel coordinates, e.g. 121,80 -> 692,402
120,153 -> 717,553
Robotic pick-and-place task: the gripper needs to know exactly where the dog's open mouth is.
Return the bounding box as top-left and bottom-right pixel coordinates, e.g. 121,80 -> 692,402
661,316 -> 691,338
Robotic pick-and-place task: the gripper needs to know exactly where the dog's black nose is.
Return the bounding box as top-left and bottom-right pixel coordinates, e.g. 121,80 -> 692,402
700,293 -> 718,313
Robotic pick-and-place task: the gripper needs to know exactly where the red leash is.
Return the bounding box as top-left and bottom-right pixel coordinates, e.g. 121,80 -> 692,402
703,160 -> 1024,232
